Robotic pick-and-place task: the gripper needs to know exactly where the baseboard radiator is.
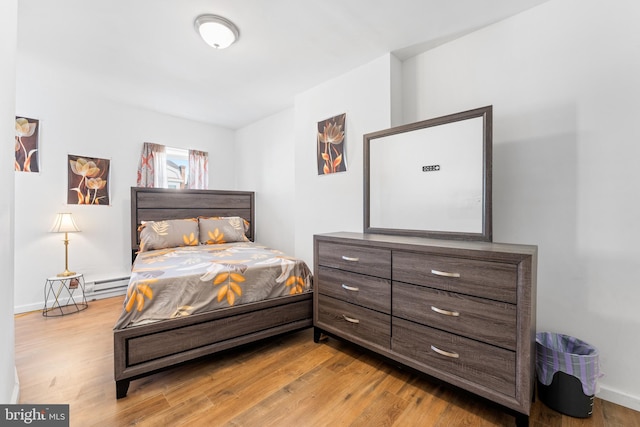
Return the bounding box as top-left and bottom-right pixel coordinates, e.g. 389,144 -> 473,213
85,276 -> 130,300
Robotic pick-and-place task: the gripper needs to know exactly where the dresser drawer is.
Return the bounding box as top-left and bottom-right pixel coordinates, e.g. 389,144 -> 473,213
393,251 -> 518,303
392,282 -> 516,350
392,317 -> 516,397
316,294 -> 390,348
317,266 -> 391,314
317,241 -> 391,279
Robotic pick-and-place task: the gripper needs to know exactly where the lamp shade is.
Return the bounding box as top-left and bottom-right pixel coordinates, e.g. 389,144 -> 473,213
195,14 -> 239,49
51,213 -> 81,233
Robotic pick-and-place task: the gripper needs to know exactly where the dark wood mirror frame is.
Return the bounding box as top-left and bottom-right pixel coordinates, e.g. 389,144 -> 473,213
364,105 -> 493,241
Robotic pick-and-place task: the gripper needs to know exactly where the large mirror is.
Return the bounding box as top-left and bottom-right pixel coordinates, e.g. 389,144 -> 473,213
364,106 -> 492,241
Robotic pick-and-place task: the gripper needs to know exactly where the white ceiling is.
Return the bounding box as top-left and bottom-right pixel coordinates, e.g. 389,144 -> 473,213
17,0 -> 549,129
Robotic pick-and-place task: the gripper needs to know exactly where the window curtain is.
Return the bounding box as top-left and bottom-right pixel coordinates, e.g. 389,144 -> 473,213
137,142 -> 167,188
188,150 -> 209,189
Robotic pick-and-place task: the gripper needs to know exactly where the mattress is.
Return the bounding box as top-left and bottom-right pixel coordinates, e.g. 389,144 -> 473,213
114,242 -> 312,329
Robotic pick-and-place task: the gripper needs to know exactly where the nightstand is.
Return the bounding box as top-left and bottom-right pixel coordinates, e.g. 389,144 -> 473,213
43,273 -> 88,317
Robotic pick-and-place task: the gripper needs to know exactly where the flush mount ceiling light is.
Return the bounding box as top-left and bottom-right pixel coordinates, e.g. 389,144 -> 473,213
194,14 -> 239,49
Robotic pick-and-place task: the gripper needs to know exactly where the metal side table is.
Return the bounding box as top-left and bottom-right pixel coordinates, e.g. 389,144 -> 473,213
43,273 -> 88,317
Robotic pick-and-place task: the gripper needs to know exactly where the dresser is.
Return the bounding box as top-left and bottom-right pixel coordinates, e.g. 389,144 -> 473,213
313,232 -> 537,426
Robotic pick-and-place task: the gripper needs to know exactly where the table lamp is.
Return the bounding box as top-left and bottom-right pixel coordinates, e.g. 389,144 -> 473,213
51,213 -> 81,277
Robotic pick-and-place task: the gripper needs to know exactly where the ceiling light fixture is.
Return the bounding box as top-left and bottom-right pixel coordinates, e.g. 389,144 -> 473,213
194,14 -> 239,49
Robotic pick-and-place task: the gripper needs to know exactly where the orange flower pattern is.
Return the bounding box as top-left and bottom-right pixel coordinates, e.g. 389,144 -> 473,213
285,276 -> 306,295
212,272 -> 245,305
183,232 -> 198,246
125,279 -> 157,313
206,228 -> 226,244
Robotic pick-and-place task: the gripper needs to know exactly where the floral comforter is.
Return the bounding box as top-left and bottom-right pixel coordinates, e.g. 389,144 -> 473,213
114,242 -> 313,329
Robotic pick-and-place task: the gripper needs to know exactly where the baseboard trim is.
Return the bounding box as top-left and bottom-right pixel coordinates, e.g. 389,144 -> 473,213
14,289 -> 126,314
13,302 -> 41,314
598,385 -> 640,412
11,367 -> 20,404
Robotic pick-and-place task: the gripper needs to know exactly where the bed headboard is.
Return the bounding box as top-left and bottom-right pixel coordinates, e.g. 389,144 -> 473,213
131,187 -> 255,257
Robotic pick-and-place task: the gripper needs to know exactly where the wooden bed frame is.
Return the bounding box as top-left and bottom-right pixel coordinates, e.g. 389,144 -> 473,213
114,187 -> 313,398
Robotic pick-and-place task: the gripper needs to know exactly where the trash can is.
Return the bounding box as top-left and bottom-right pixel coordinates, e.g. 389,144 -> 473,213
535,332 -> 600,418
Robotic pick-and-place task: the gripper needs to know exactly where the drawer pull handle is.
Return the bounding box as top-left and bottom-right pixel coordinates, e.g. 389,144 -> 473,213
342,315 -> 360,324
341,255 -> 360,262
341,284 -> 360,292
431,345 -> 459,359
431,306 -> 460,317
431,269 -> 461,278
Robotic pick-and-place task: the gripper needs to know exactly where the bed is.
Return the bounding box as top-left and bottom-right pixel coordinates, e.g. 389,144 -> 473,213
113,187 -> 313,398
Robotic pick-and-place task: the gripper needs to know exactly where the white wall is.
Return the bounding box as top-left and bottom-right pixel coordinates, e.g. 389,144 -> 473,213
1,0 -> 18,404
401,0 -> 640,410
236,55 -> 397,264
235,109 -> 296,254
293,55 -> 394,266
14,54 -> 236,313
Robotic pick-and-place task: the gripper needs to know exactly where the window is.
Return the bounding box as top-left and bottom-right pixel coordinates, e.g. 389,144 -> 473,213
137,143 -> 207,189
165,147 -> 189,189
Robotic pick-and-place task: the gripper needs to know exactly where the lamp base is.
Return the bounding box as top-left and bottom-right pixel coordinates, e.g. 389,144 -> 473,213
57,269 -> 76,277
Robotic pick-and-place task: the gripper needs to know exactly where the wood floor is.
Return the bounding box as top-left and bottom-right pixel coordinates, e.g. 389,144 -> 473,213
15,297 -> 640,427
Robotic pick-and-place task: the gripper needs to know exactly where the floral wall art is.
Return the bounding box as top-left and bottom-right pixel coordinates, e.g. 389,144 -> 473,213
68,155 -> 111,205
15,116 -> 39,172
317,113 -> 347,175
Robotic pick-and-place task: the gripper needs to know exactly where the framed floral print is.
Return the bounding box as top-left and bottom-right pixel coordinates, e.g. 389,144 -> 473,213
15,116 -> 39,172
317,113 -> 347,175
68,155 -> 111,205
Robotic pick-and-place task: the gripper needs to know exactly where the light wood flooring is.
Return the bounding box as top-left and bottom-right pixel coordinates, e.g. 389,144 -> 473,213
15,296 -> 640,427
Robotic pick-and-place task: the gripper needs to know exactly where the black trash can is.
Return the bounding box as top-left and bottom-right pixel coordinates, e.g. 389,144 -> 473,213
536,332 -> 600,418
